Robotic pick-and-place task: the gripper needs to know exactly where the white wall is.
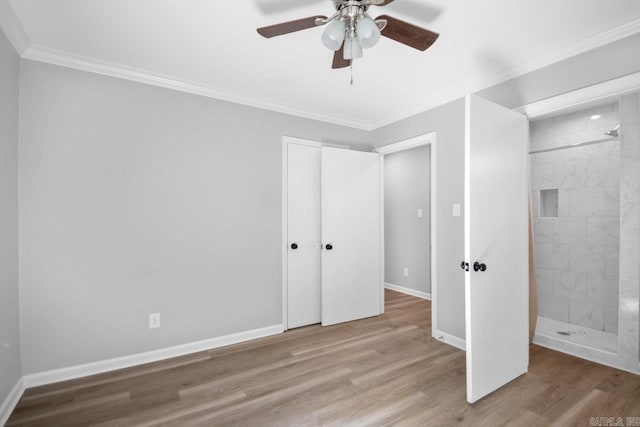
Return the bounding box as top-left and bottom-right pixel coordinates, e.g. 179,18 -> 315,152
18,60 -> 372,375
384,145 -> 431,294
0,28 -> 22,405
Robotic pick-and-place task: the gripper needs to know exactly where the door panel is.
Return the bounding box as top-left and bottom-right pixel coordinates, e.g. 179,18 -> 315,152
464,95 -> 529,403
287,142 -> 321,329
321,147 -> 381,326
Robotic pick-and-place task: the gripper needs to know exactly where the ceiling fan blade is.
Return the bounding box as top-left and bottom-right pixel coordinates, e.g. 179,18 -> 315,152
369,0 -> 395,5
375,14 -> 439,51
332,43 -> 351,69
257,15 -> 327,38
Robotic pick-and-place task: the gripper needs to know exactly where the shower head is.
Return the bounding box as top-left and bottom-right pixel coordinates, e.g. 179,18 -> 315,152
605,125 -> 620,138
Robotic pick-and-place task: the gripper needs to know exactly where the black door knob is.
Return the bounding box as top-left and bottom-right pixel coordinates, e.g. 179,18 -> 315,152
325,244 -> 333,250
473,262 -> 487,272
290,243 -> 298,250
460,261 -> 469,271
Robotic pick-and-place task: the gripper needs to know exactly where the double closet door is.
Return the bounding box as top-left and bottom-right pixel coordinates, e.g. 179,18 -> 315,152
285,140 -> 382,329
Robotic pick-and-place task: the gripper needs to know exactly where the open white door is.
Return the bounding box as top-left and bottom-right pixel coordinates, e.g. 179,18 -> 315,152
321,147 -> 382,326
464,95 -> 529,403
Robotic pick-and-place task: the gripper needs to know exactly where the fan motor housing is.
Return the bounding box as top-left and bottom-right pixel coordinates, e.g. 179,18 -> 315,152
334,0 -> 370,13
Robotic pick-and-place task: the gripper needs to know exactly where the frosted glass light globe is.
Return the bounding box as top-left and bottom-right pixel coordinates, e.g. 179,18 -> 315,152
343,36 -> 363,60
321,19 -> 346,51
356,16 -> 381,49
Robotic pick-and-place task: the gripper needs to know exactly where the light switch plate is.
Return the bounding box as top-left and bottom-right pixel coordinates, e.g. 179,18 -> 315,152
453,204 -> 461,217
417,209 -> 423,218
149,313 -> 161,329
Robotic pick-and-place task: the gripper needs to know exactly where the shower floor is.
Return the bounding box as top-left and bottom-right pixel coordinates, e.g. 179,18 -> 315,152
535,316 -> 618,354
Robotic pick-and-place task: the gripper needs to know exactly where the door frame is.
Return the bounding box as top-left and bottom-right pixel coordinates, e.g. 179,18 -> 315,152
282,136 -> 323,331
375,132 -> 438,330
515,71 -> 640,119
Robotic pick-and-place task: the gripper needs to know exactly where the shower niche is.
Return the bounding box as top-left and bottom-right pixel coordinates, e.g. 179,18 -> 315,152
539,189 -> 558,218
530,101 -> 622,355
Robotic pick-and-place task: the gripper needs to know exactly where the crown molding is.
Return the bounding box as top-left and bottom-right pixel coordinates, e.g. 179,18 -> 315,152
0,1 -> 31,55
5,1 -> 640,132
369,17 -> 640,130
22,44 -> 373,131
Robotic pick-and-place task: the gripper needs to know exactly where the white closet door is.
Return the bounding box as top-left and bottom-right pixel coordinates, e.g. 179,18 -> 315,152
287,142 -> 321,329
464,94 -> 529,403
321,147 -> 381,326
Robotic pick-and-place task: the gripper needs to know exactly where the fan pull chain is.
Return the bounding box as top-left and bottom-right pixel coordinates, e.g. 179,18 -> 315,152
350,61 -> 354,85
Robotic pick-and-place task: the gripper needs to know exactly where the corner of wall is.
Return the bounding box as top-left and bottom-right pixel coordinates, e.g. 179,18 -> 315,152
0,378 -> 24,426
0,20 -> 25,424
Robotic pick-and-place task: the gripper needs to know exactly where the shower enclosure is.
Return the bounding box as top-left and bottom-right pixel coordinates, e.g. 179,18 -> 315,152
529,102 -> 621,354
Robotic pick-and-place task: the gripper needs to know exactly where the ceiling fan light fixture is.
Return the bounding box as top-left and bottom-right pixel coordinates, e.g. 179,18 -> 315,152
321,19 -> 346,51
356,16 -> 381,48
344,35 -> 363,60
256,1 -> 440,73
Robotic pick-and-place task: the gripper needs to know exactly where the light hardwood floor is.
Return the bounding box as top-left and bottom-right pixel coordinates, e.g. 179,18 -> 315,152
8,290 -> 640,426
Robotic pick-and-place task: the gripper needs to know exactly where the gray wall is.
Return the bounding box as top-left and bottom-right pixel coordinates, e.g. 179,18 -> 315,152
0,29 -> 22,403
18,60 -> 371,375
371,32 -> 640,342
477,33 -> 640,109
384,145 -> 431,294
13,30 -> 640,374
372,99 -> 466,339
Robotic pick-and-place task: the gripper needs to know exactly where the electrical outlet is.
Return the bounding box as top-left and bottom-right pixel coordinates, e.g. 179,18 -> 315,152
149,313 -> 160,329
453,204 -> 461,217
403,268 -> 409,277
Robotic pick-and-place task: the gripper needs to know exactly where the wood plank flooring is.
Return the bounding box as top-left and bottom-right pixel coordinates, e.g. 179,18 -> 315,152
8,289 -> 640,426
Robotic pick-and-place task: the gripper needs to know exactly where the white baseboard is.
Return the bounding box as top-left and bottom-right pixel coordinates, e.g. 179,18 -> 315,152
0,377 -> 25,426
385,283 -> 431,300
433,330 -> 466,352
23,324 -> 284,388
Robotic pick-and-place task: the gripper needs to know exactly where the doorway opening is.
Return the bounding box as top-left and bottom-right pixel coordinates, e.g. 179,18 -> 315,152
529,101 -> 621,354
382,146 -> 431,298
518,73 -> 640,374
376,133 -> 437,332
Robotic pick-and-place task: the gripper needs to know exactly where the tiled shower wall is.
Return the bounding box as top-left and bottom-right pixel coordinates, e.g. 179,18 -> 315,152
618,93 -> 640,369
530,103 -> 620,333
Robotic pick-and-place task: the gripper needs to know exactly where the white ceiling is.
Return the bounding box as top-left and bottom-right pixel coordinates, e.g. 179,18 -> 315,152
5,0 -> 640,129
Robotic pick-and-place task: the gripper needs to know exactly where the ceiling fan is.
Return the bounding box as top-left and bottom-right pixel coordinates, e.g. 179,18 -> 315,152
256,0 -> 440,70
